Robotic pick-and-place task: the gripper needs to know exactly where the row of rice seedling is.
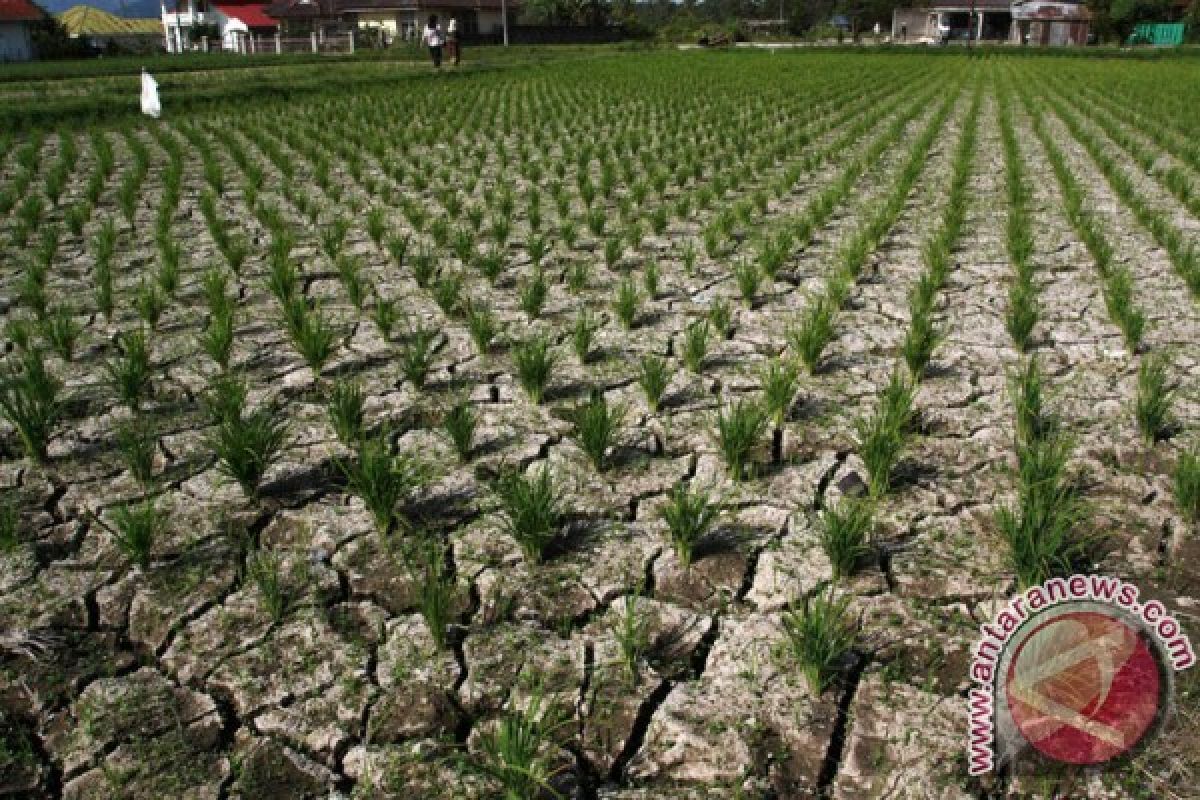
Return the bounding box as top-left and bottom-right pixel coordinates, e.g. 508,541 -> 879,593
1016,81 -> 1148,353
1033,81 -> 1200,298
788,85 -> 961,375
1057,79 -> 1200,223
997,86 -> 1040,353
1020,81 -> 1183,442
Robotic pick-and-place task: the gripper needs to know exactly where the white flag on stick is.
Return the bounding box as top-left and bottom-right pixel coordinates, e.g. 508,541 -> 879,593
141,69 -> 161,118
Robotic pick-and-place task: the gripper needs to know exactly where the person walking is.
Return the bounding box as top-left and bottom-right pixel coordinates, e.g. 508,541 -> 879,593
447,15 -> 460,66
423,15 -> 444,69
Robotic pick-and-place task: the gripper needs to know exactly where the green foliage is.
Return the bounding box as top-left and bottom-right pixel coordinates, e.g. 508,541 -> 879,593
760,356 -> 799,427
512,336 -> 557,404
327,380 -> 366,445
714,397 -> 767,481
637,354 -> 670,413
782,590 -> 857,694
788,296 -> 836,374
105,330 -> 152,411
340,430 -> 428,534
681,319 -> 710,373
495,465 -> 563,563
110,498 -> 165,568
1173,448 -> 1200,523
443,401 -> 477,461
116,417 -> 156,485
570,390 -> 626,470
1134,353 -> 1173,444
212,403 -> 289,497
817,496 -> 874,580
660,482 -> 720,568
0,349 -> 62,461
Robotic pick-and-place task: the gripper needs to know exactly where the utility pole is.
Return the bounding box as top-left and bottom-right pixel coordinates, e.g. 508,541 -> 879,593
501,0 -> 509,45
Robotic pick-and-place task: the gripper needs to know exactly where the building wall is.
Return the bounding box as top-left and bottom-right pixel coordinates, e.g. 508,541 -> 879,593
0,22 -> 34,62
891,9 -> 931,41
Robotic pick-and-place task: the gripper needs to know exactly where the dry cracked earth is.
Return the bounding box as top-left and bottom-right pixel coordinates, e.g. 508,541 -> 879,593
1,53 -> 1198,799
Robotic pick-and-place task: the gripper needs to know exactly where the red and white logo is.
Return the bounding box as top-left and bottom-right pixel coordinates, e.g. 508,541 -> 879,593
1004,609 -> 1162,765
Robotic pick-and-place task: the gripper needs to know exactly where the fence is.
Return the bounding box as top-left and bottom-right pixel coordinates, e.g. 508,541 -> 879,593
189,32 -> 354,55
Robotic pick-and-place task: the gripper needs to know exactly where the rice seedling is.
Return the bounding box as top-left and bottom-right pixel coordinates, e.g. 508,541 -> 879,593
709,298 -> 733,339
1005,277 -> 1039,353
643,258 -> 660,299
495,464 -> 563,563
714,397 -> 768,480
660,482 -> 720,568
0,495 -> 18,552
613,278 -> 641,329
902,304 -> 942,379
817,496 -> 874,580
519,269 -> 548,319
854,408 -> 906,498
465,304 -> 499,356
416,536 -> 456,649
675,318 -> 709,375
472,682 -> 566,798
512,336 -> 556,404
1173,448 -> 1200,523
996,456 -> 1088,587
788,296 -> 836,374
637,354 -> 670,412
604,236 -> 623,270
1009,356 -> 1053,446
571,309 -> 600,364
247,550 -> 288,622
340,430 -> 428,534
116,418 -> 156,485
366,207 -> 386,246
612,591 -> 650,685
386,233 -> 409,267
289,304 -> 337,376
157,241 -> 182,296
782,589 -> 857,694
335,254 -> 368,311
209,403 -> 289,498
411,249 -> 437,289
443,401 -> 477,460
400,327 -> 439,389
38,305 -> 82,361
202,372 -> 247,427
566,260 -> 591,294
105,330 -> 152,411
0,349 -> 62,461
433,271 -> 464,317
760,356 -> 800,427
372,295 -> 398,342
327,379 -> 366,445
733,259 -> 761,307
199,309 -> 235,370
1134,353 -> 1174,443
570,391 -> 626,470
134,282 -> 165,331
110,498 -> 165,568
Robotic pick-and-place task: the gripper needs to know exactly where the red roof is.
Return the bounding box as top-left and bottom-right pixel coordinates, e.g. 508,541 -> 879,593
0,0 -> 45,22
215,3 -> 277,27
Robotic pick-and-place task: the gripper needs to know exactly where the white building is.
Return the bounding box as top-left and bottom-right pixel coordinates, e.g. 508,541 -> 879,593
161,0 -> 277,52
0,0 -> 44,62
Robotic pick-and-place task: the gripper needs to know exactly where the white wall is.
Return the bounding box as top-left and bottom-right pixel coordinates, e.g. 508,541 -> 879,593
0,22 -> 34,62
477,10 -> 503,34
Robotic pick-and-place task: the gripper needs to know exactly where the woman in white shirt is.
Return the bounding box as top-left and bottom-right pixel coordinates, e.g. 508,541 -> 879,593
423,15 -> 444,69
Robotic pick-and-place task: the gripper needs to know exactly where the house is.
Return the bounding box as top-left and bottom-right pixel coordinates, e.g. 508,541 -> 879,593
0,0 -> 44,62
161,0 -> 278,52
891,0 -> 1091,44
58,4 -> 162,52
264,0 -> 518,42
1011,0 -> 1092,45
